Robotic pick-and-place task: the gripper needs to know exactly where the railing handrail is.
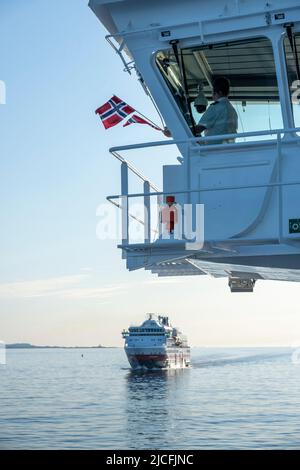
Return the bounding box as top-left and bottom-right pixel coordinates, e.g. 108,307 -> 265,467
109,126 -> 300,154
107,178 -> 300,201
107,126 -> 300,247
108,198 -> 158,234
111,150 -> 160,192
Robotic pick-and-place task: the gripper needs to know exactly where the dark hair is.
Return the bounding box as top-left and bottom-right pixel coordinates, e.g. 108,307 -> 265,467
213,77 -> 230,96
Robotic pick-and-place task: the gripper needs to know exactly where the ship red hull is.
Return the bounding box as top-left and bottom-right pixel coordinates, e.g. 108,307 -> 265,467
127,351 -> 190,370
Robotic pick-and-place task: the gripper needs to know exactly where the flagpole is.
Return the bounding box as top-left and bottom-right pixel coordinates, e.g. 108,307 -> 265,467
132,109 -> 164,131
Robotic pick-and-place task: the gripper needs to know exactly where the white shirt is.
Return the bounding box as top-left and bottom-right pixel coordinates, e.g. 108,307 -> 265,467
198,97 -> 238,144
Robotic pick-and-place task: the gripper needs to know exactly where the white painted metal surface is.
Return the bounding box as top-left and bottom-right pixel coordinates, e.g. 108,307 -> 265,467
90,0 -> 300,290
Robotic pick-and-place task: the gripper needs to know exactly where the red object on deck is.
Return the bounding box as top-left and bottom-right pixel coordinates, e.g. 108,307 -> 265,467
161,196 -> 178,233
166,195 -> 175,204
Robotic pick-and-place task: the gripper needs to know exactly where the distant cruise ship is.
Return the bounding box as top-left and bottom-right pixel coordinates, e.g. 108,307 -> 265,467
122,314 -> 190,370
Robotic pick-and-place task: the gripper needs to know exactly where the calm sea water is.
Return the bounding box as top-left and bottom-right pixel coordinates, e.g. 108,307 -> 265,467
0,347 -> 300,449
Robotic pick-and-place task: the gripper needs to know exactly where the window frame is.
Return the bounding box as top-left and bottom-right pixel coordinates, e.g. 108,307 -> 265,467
281,27 -> 300,131
152,32 -> 287,142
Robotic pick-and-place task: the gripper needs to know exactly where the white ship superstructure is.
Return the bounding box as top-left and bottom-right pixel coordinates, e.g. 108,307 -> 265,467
90,0 -> 300,292
122,314 -> 190,369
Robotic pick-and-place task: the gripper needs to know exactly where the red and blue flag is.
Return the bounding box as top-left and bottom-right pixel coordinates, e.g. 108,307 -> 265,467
95,95 -> 135,129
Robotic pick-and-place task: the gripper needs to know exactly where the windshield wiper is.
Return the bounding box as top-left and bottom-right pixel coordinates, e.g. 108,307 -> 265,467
285,23 -> 300,82
170,40 -> 196,134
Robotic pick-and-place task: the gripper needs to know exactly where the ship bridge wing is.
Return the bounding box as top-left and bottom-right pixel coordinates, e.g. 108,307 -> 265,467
90,0 -> 300,292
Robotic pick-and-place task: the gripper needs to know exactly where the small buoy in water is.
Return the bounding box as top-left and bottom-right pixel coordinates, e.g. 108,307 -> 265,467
81,354 -> 84,358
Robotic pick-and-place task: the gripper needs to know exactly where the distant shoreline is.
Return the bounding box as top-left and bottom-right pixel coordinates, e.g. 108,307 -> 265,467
6,343 -> 118,349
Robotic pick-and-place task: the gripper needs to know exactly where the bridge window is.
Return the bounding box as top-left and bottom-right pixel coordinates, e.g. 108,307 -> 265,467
156,37 -> 283,142
284,31 -> 300,132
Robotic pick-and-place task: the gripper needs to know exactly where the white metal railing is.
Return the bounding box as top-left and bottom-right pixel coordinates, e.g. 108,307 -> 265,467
106,127 -> 300,246
110,150 -> 161,245
105,36 -> 136,75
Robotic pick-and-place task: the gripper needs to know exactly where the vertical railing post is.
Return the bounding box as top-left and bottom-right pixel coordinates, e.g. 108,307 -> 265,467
157,194 -> 163,240
144,181 -> 151,243
121,162 -> 129,254
182,142 -> 191,240
186,142 -> 191,205
277,132 -> 283,242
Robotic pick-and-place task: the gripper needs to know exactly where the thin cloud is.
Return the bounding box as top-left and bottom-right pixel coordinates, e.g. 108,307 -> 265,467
60,285 -> 124,299
0,275 -> 124,300
0,274 -> 191,301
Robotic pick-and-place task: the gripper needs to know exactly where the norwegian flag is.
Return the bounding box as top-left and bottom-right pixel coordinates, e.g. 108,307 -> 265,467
95,95 -> 135,129
123,114 -> 161,131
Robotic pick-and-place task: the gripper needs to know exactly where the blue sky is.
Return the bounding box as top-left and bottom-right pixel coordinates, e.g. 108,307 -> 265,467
1,0 -> 300,347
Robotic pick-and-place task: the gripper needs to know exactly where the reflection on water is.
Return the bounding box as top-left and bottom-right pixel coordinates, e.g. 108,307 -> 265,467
125,369 -> 190,449
1,348 -> 299,449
